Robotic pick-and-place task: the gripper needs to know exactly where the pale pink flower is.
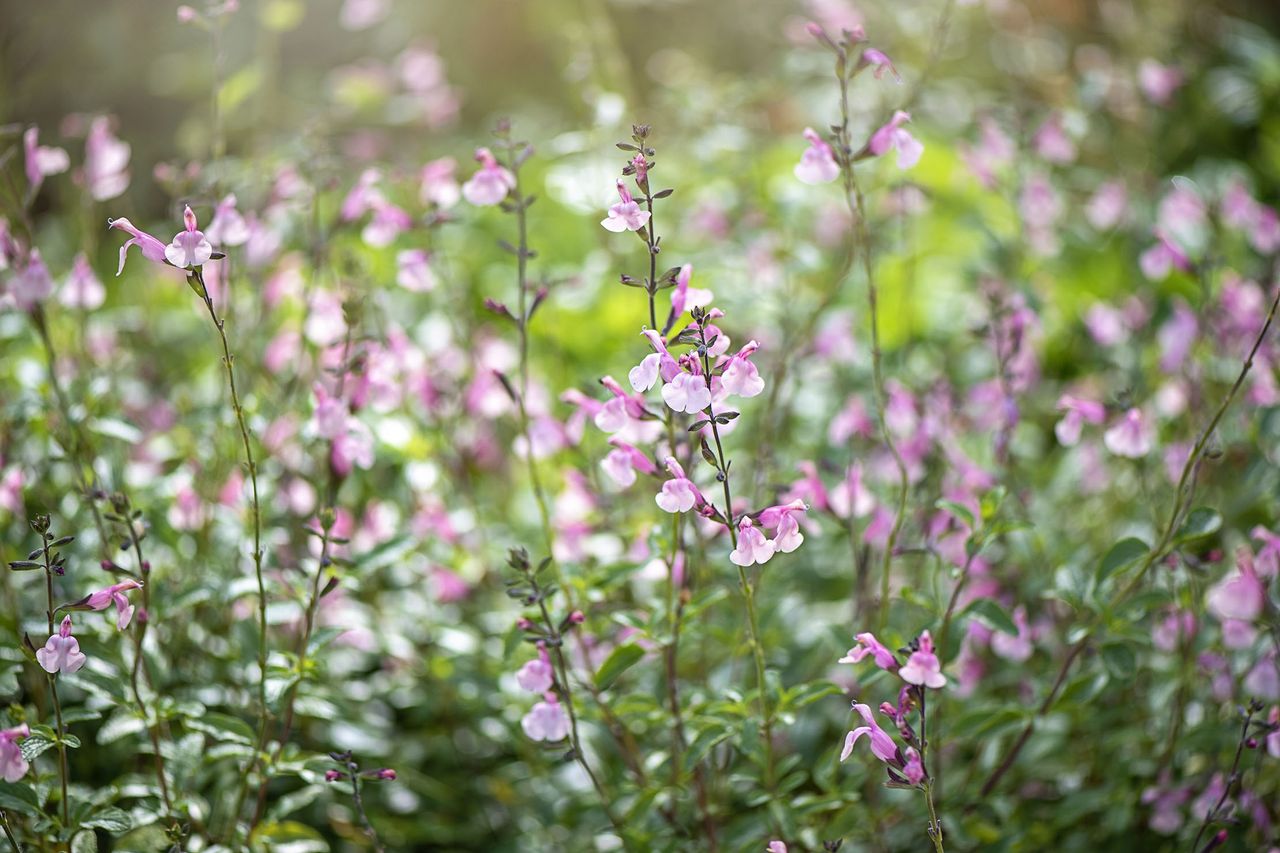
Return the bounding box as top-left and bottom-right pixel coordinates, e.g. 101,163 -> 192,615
629,353 -> 662,392
757,499 -> 807,553
0,725 -> 29,783
601,439 -> 656,488
60,253 -> 105,310
1138,60 -> 1184,106
867,111 -> 922,169
839,631 -> 898,670
720,340 -> 764,398
462,148 -> 515,207
420,157 -> 461,208
24,127 -> 69,194
340,0 -> 389,30
516,647 -> 555,693
76,578 -> 143,630
730,517 -> 775,567
794,127 -> 839,185
766,843 -> 787,853
164,205 -> 214,269
601,180 -> 651,232
840,702 -> 899,764
11,250 -> 54,311
1054,395 -> 1105,447
521,693 -> 570,741
662,371 -> 711,414
1085,181 -> 1129,230
990,607 -> 1033,662
0,467 -> 22,515
204,194 -> 250,246
1207,548 -> 1265,623
396,249 -> 437,292
860,48 -> 900,81
1104,408 -> 1154,458
899,630 -> 946,688
36,616 -> 87,674
82,116 -> 131,201
1032,114 -> 1076,164
669,264 -> 712,318
1140,231 -> 1191,281
362,203 -> 412,247
656,458 -> 702,513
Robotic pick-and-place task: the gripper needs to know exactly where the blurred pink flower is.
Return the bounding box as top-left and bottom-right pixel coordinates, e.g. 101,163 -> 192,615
795,127 -> 839,184
868,111 -> 922,169
24,127 -> 69,194
1104,408 -> 1153,458
521,693 -> 570,741
0,725 -> 30,783
82,116 -> 131,201
462,148 -> 515,207
60,253 -> 105,310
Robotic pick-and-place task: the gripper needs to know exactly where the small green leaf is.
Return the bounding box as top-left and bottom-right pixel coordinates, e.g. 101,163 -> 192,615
186,712 -> 255,746
1100,642 -> 1136,679
71,830 -> 98,853
962,598 -> 1019,636
18,733 -> 56,762
594,643 -> 645,691
1173,508 -> 1223,545
82,806 -> 131,832
1095,538 -> 1149,584
935,499 -> 977,530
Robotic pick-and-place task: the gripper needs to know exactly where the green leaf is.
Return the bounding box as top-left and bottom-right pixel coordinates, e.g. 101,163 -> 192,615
1095,538 -> 1149,584
594,643 -> 645,691
935,499 -> 977,530
0,781 -> 42,816
71,830 -> 99,853
186,712 -> 256,746
19,733 -> 56,762
1100,642 -> 1136,679
962,598 -> 1019,636
82,806 -> 132,832
1173,507 -> 1223,545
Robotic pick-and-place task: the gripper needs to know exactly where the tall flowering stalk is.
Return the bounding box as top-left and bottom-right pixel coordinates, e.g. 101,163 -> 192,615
838,630 -> 947,851
107,206 -> 269,840
798,26 -> 920,629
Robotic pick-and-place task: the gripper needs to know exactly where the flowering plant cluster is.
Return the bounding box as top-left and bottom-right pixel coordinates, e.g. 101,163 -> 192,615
0,0 -> 1279,851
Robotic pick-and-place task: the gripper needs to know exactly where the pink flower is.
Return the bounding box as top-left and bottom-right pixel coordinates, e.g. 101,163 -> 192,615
601,180 -> 651,232
990,607 -> 1033,662
12,250 -> 55,311
669,264 -> 712,318
601,439 -> 656,488
720,340 -> 765,398
1140,231 -> 1191,281
165,205 -> 214,269
60,253 -> 106,310
860,49 -> 900,81
1054,395 -> 1105,446
1103,408 -> 1154,458
24,127 -> 69,194
420,157 -> 461,208
396,249 -> 437,292
1207,548 -> 1265,623
107,214 -> 179,276
76,578 -> 143,630
462,148 -> 515,206
757,499 -> 807,553
899,631 -> 946,688
767,843 -> 788,853
204,194 -> 250,246
0,725 -> 30,783
868,111 -> 923,169
794,127 -> 839,185
839,632 -> 898,670
656,457 -> 702,513
83,116 -> 131,201
521,693 -> 570,741
629,353 -> 662,392
662,371 -> 711,414
1032,114 -> 1076,164
902,747 -> 925,785
730,517 -> 776,567
1086,181 -> 1129,230
840,702 -> 900,764
1138,60 -> 1184,106
362,203 -> 412,247
36,616 -> 87,674
515,647 -> 555,693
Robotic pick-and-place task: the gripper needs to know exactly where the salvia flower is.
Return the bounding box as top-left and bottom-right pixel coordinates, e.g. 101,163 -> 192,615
840,702 -> 900,764
82,116 -> 131,201
794,127 -> 839,185
601,180 -> 651,233
165,205 -> 214,269
839,631 -> 898,671
720,340 -> 765,398
656,457 -> 703,513
860,48 -> 900,81
0,725 -> 30,783
602,438 -> 656,488
521,692 -> 570,742
462,147 -> 515,206
61,253 -> 106,311
662,369 -> 712,415
74,578 -> 143,630
898,630 -> 946,688
36,615 -> 87,674
1207,548 -> 1265,624
515,646 -> 554,693
756,499 -> 807,553
730,517 -> 776,567
902,746 -> 925,785
867,111 -> 923,170
1103,408 -> 1154,458
24,127 -> 70,194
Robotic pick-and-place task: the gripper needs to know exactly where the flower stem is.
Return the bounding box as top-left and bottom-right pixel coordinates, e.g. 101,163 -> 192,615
125,521 -> 173,815
346,767 -> 386,853
194,273 -> 270,844
39,537 -> 69,829
0,809 -> 21,853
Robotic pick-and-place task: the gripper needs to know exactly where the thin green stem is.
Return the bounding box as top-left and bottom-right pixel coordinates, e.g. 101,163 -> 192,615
195,274 -> 269,847
40,537 -> 69,830
0,809 -> 21,853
